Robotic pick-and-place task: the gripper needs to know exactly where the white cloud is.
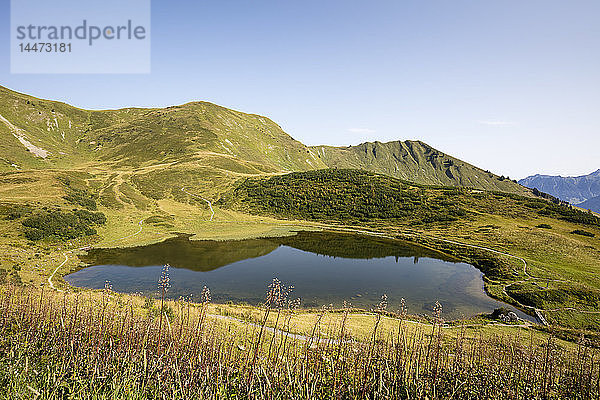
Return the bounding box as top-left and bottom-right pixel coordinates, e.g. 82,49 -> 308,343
348,127 -> 376,134
478,120 -> 515,127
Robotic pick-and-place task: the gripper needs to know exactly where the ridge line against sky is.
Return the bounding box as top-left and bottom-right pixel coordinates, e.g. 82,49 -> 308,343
1,0 -> 598,180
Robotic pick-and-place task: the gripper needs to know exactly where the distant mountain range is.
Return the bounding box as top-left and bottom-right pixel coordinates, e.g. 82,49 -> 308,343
519,170 -> 600,212
579,196 -> 600,213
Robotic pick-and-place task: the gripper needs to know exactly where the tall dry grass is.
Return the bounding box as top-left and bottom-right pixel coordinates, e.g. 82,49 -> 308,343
0,280 -> 599,399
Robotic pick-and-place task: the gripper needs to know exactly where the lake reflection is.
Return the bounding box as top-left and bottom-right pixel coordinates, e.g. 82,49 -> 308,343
66,231 -> 530,320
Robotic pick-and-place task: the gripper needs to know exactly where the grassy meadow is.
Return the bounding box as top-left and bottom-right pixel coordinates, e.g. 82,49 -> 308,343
2,283 -> 599,399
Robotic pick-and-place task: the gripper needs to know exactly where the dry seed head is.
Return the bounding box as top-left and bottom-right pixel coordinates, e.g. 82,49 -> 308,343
433,301 -> 443,323
400,297 -> 407,318
104,280 -> 112,292
266,278 -> 293,308
158,264 -> 171,292
377,294 -> 388,312
201,286 -> 211,303
266,278 -> 281,306
289,298 -> 301,310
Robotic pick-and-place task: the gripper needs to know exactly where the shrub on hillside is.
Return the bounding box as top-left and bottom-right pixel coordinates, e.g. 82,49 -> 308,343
63,190 -> 98,210
222,169 -> 469,225
22,209 -> 106,241
59,176 -> 98,210
571,229 -> 595,238
0,204 -> 32,220
538,204 -> 600,226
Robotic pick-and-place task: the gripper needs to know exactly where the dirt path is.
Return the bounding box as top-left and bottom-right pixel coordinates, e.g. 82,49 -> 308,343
48,253 -> 68,292
101,219 -> 144,245
181,187 -> 214,221
211,312 -> 532,345
415,234 -> 550,323
209,314 -> 348,344
48,219 -> 144,291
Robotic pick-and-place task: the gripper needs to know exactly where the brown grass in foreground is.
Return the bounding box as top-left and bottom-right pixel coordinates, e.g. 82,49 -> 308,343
0,282 -> 599,399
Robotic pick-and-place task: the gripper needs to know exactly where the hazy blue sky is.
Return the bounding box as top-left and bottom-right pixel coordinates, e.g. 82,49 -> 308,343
1,1 -> 598,179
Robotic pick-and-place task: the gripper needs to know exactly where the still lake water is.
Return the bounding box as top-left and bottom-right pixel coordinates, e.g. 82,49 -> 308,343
66,231 -> 530,320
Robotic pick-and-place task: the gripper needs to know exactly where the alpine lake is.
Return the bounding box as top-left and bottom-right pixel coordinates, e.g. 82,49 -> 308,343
66,230 -> 531,320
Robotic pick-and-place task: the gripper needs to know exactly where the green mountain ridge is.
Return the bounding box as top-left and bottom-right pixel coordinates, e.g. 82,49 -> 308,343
0,85 -> 325,173
311,140 -> 524,193
0,85 -> 528,196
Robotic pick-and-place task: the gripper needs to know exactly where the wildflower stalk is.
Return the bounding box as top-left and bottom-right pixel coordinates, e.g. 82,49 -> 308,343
157,264 -> 171,350
362,294 -> 387,394
248,278 -> 289,387
199,286 -> 211,334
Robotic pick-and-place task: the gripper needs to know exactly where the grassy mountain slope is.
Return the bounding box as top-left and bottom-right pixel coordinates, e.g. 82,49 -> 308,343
0,85 -> 326,173
311,140 -> 529,195
86,101 -> 326,170
0,86 -> 93,170
519,169 -> 600,204
221,169 -> 599,233
0,85 -> 532,196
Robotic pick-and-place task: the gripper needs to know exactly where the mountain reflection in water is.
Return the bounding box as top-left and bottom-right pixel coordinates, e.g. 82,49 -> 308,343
69,231 -> 532,320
